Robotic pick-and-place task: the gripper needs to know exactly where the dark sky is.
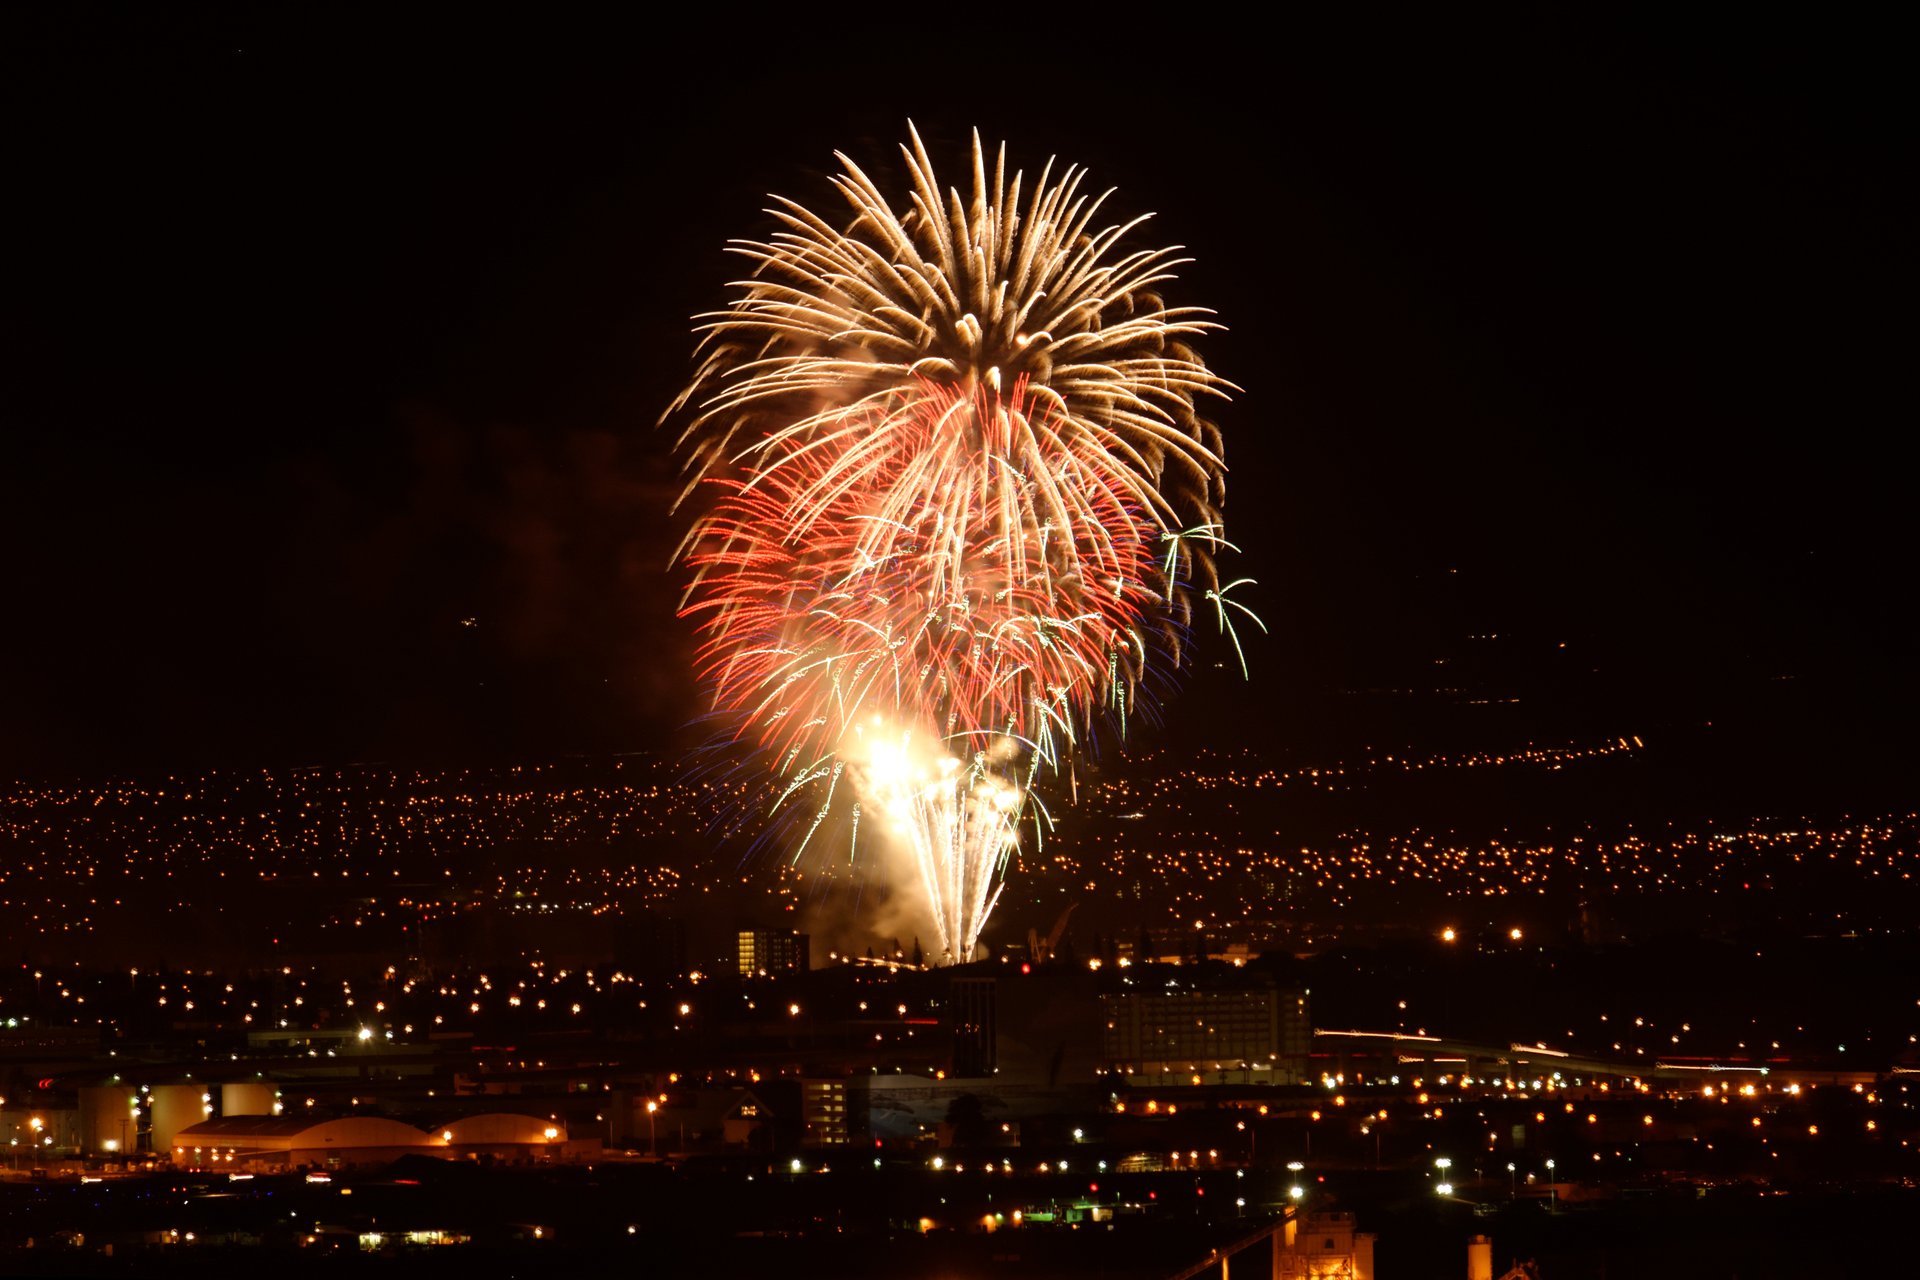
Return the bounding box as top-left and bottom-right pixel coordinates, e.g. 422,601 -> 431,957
2,12 -> 1909,783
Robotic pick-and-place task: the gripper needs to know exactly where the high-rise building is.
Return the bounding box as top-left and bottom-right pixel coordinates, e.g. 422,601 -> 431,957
800,1078 -> 849,1147
949,976 -> 997,1077
1100,976 -> 1309,1085
737,928 -> 810,976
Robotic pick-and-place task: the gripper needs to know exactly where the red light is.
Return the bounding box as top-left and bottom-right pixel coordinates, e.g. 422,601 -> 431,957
1089,1183 -> 1099,1193
1020,963 -> 1031,975
1149,1192 -> 1156,1200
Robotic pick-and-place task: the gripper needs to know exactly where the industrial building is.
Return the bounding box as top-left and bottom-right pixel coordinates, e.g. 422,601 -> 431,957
171,1115 -> 433,1170
170,1112 -> 576,1170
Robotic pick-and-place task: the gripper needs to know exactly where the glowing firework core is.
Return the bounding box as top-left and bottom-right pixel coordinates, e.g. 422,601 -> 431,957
847,718 -> 1016,963
670,127 -> 1249,961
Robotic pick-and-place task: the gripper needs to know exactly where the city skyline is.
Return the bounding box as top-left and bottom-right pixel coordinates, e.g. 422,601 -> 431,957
1,12 -> 1912,1278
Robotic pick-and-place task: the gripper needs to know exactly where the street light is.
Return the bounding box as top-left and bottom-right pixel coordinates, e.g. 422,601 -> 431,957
1507,1161 -> 1516,1199
1545,1159 -> 1557,1213
645,1101 -> 658,1157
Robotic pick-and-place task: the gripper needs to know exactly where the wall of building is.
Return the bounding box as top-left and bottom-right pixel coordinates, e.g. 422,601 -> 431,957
1101,982 -> 1309,1085
149,1084 -> 210,1152
78,1085 -> 137,1155
221,1082 -> 278,1117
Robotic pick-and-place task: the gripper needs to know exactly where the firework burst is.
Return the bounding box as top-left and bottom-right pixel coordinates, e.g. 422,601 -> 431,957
669,126 -> 1252,960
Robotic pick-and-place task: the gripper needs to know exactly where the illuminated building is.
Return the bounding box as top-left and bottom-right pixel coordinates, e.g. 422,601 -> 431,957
1276,1211 -> 1376,1280
801,1078 -> 849,1147
171,1115 -> 435,1169
1101,978 -> 1309,1085
737,928 -> 810,976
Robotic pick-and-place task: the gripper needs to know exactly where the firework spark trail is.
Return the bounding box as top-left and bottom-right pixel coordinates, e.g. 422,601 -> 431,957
669,126 -> 1246,961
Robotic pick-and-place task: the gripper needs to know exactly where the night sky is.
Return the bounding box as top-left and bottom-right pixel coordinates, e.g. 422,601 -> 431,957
4,12 -> 1908,790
